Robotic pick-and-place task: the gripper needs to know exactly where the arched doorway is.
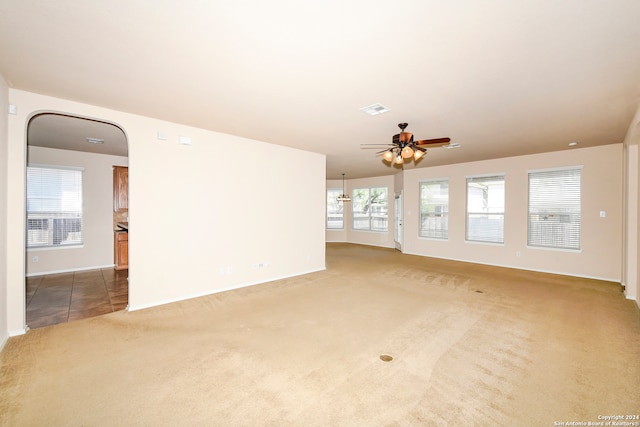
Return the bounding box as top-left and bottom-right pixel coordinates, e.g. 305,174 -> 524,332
25,112 -> 129,329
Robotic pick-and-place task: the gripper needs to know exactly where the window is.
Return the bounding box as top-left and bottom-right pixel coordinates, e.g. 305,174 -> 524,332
528,167 -> 581,250
419,180 -> 449,239
352,187 -> 388,231
466,175 -> 505,243
327,188 -> 344,229
26,165 -> 83,248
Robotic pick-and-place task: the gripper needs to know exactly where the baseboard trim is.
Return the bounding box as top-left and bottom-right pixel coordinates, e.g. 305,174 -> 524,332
26,264 -> 116,277
9,327 -> 27,336
400,249 -> 620,283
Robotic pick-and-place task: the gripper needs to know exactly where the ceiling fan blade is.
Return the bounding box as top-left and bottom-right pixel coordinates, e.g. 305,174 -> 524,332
414,137 -> 451,147
361,143 -> 394,146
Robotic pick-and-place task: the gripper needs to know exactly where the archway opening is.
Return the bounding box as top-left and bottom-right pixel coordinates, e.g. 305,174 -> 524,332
25,112 -> 129,329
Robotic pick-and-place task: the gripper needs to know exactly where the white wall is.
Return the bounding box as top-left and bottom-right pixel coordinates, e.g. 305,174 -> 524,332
0,74 -> 9,348
326,175 -> 396,248
402,144 -> 624,281
26,146 -> 128,275
623,103 -> 640,306
5,89 -> 326,333
626,144 -> 638,302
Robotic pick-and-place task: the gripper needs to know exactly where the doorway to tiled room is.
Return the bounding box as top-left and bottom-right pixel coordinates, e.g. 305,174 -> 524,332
25,113 -> 129,329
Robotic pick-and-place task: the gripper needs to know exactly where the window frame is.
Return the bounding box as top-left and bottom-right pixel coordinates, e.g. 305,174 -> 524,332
465,174 -> 505,244
419,179 -> 449,239
527,166 -> 582,251
326,188 -> 345,230
351,186 -> 389,232
26,164 -> 84,249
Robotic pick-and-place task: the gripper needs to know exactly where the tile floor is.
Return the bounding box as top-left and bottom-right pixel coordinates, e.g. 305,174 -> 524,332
26,268 -> 128,329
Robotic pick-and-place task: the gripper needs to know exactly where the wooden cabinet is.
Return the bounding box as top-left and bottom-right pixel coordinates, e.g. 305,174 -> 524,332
113,166 -> 128,212
114,231 -> 128,270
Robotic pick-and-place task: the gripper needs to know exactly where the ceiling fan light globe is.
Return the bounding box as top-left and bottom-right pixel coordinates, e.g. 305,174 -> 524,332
395,154 -> 404,164
382,150 -> 394,162
414,149 -> 426,160
401,146 -> 414,158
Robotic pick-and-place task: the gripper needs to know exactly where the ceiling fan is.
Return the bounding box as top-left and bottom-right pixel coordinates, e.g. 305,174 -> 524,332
362,123 -> 451,164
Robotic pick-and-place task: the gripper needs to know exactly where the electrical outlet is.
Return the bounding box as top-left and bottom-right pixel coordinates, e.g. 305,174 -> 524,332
32,256 -> 39,263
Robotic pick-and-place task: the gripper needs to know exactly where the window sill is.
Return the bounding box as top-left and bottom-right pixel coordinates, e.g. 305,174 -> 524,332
526,245 -> 582,253
27,244 -> 85,252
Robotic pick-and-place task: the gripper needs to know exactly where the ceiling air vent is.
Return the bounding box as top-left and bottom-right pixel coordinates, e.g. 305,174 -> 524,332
360,103 -> 390,116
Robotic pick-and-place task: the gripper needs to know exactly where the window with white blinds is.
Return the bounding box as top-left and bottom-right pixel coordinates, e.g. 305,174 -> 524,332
466,175 -> 505,243
528,167 -> 581,250
352,187 -> 388,231
26,165 -> 83,248
419,179 -> 449,239
327,188 -> 344,229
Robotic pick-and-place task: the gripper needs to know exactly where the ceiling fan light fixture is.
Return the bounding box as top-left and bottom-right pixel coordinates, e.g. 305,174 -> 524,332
401,145 -> 414,158
399,132 -> 412,143
362,123 -> 452,168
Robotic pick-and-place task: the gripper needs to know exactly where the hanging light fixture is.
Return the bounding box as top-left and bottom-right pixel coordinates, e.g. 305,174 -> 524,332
337,173 -> 351,202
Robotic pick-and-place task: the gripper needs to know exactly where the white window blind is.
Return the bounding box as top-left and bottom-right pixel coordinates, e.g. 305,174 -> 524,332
327,188 -> 344,229
26,165 -> 83,248
466,175 -> 505,243
528,168 -> 581,250
420,180 -> 449,239
352,187 -> 388,231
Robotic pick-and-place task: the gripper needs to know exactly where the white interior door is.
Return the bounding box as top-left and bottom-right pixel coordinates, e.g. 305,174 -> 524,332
394,191 -> 403,251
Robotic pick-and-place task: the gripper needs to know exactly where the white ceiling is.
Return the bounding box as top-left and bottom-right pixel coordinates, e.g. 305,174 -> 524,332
1,1 -> 639,179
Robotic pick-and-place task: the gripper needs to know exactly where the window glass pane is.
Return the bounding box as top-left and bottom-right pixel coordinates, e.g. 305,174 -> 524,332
420,180 -> 448,239
327,188 -> 344,229
370,187 -> 388,232
466,175 -> 505,243
528,168 -> 581,249
353,188 -> 370,230
26,166 -> 83,248
352,187 -> 388,231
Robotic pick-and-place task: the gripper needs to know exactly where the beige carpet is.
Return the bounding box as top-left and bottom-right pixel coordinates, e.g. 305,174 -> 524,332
1,243 -> 639,426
